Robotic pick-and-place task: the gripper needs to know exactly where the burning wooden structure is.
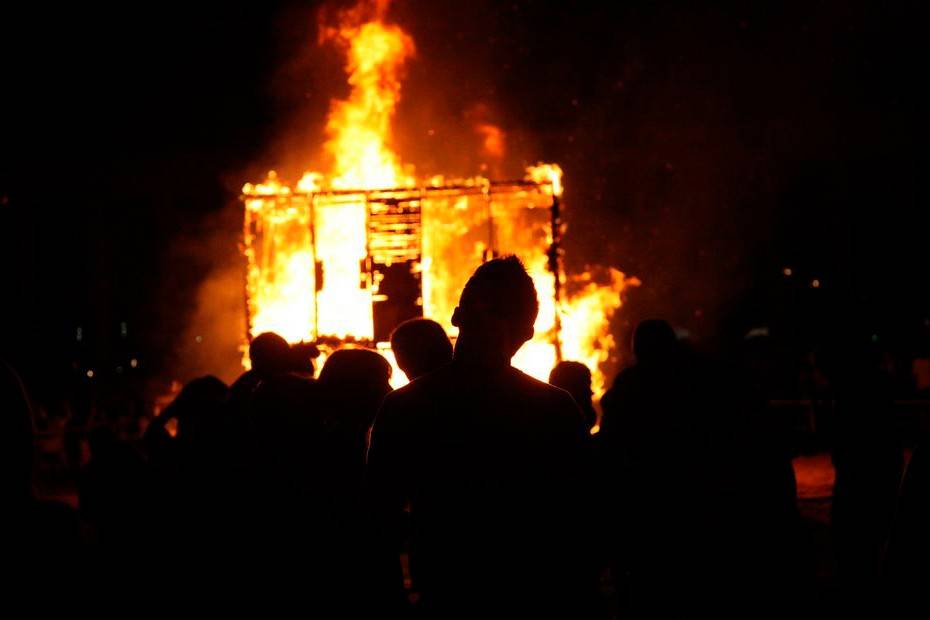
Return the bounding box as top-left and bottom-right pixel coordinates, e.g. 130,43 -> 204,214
243,171 -> 565,384
240,1 -> 633,391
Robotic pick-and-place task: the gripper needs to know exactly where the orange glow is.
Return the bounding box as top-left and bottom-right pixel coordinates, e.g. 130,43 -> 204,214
323,17 -> 415,190
241,2 -> 637,396
526,162 -> 563,197
476,123 -> 506,159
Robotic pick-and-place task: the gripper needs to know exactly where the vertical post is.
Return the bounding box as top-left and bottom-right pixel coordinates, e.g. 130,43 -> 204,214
484,181 -> 496,261
309,192 -> 319,341
241,196 -> 254,345
548,193 -> 563,362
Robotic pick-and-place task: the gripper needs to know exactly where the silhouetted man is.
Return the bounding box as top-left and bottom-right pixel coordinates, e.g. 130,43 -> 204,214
390,318 -> 453,381
600,319 -> 716,615
368,257 -> 597,617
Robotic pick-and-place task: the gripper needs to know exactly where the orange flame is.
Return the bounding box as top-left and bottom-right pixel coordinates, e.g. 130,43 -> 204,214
323,17 -> 415,190
526,162 -> 563,197
241,3 -> 637,396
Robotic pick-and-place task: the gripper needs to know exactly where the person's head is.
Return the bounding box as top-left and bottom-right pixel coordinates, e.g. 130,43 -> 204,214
451,256 -> 538,364
319,348 -> 393,428
170,375 -> 228,440
549,361 -> 597,430
549,361 -> 593,407
249,332 -> 291,376
632,319 -> 678,366
391,318 -> 453,380
288,342 -> 321,376
319,348 -> 392,387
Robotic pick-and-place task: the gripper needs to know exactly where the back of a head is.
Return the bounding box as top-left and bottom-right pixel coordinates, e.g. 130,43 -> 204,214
177,375 -> 228,407
390,318 -> 453,380
549,361 -> 592,397
632,319 -> 678,366
288,342 -> 321,375
452,256 -> 539,361
320,349 -> 391,384
319,349 -> 393,427
249,332 -> 291,376
173,375 -> 229,439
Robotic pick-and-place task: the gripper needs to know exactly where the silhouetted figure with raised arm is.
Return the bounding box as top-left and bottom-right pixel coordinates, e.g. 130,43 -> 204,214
140,376 -> 230,558
368,256 -> 598,618
3,359 -> 80,593
550,360 -> 598,432
229,332 -> 292,405
390,318 -> 453,381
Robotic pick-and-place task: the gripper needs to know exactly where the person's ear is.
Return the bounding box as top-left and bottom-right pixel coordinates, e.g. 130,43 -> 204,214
451,306 -> 462,328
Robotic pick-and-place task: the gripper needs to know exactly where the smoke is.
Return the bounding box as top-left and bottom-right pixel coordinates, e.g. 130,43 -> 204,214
159,201 -> 247,387
194,0 -> 806,388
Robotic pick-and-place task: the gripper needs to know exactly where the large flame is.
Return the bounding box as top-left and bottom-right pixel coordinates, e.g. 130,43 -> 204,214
322,15 -> 414,189
242,3 -> 637,396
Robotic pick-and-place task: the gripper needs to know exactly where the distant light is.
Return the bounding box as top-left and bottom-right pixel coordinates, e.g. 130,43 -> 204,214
783,267 -> 793,276
130,358 -> 139,368
746,327 -> 770,339
86,370 -> 95,379
120,322 -> 128,337
76,327 -> 83,342
871,334 -> 880,343
811,279 -> 821,288
115,366 -> 124,374
195,335 -> 203,344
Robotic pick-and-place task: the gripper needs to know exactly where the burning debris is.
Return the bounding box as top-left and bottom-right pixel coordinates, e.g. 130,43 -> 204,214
242,1 -> 636,392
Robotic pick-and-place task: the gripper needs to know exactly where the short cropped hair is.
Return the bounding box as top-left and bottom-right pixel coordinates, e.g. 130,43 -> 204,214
390,318 -> 453,379
458,256 -> 539,331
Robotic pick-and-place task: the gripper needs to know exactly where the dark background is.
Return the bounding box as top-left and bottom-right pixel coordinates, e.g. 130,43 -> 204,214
0,0 -> 924,399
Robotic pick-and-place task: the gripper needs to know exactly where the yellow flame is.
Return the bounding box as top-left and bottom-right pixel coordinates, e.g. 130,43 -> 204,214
325,19 -> 414,189
526,163 -> 563,197
296,172 -> 323,193
241,4 -> 637,398
242,170 -> 290,196
561,269 -> 640,398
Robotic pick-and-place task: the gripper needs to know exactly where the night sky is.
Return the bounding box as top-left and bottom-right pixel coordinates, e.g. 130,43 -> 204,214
0,1 -> 923,394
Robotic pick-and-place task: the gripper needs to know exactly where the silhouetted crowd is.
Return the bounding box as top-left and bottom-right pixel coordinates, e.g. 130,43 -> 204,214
4,257 -> 929,617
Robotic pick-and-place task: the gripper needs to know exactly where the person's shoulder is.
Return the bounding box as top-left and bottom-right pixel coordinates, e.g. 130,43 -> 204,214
614,364 -> 642,383
510,365 -> 557,390
509,366 -> 578,408
390,363 -> 455,399
376,365 -> 454,425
